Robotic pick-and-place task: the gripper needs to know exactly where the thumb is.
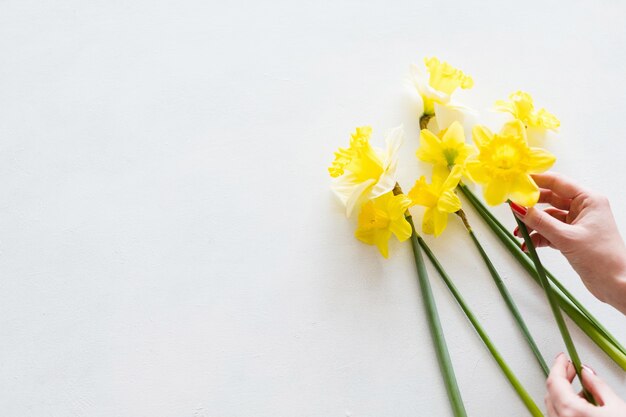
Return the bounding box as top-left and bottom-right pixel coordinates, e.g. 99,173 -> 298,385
581,365 -> 618,406
520,206 -> 569,246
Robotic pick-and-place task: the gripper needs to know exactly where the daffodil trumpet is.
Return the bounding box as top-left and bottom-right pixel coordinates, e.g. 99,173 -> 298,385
458,183 -> 626,370
494,91 -> 560,143
416,232 -> 544,417
329,126 -> 403,217
511,209 -> 596,405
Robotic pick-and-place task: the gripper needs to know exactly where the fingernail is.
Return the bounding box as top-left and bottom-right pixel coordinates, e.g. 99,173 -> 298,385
555,352 -> 564,360
582,364 -> 596,375
509,201 -> 528,217
521,243 -> 527,252
513,226 -> 519,237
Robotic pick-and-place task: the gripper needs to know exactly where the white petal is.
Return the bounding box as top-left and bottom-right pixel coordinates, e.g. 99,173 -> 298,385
382,124 -> 403,169
332,176 -> 377,217
370,169 -> 396,200
345,178 -> 376,217
405,76 -> 425,119
411,64 -> 449,103
434,102 -> 477,140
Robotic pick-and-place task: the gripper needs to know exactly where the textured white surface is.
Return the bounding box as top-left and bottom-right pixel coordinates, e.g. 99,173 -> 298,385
1,1 -> 625,416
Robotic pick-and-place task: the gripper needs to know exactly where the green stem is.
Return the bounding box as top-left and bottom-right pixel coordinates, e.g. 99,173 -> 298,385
512,211 -> 595,404
406,214 -> 467,417
458,183 -> 626,368
420,113 -> 434,130
417,233 -> 544,417
467,228 -> 549,376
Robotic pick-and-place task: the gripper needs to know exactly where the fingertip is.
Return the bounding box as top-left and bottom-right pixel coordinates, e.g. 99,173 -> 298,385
582,365 -> 596,376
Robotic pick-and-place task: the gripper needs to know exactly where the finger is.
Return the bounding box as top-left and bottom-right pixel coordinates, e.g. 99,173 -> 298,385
544,208 -> 568,224
539,188 -> 572,210
581,365 -> 618,406
513,225 -> 534,237
532,172 -> 589,200
518,206 -> 571,246
548,354 -> 594,414
545,394 -> 558,417
521,232 -> 552,252
514,208 -> 568,238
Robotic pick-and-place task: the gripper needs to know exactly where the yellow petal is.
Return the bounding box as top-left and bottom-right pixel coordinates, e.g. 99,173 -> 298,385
387,194 -> 412,220
442,164 -> 463,191
424,57 -> 473,95
484,180 -> 509,206
375,231 -> 391,258
408,176 -> 438,208
500,120 -> 527,141
527,147 -> 556,173
422,207 -> 435,235
432,209 -> 449,237
355,227 -> 376,245
465,161 -> 490,184
389,217 -> 412,242
510,174 -> 540,207
442,121 -> 465,146
416,129 -> 444,164
535,108 -> 560,130
438,190 -> 462,213
431,164 -> 451,189
471,125 -> 493,149
494,99 -> 515,114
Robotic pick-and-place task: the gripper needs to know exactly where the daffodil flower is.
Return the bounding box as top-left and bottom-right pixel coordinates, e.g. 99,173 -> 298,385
416,121 -> 476,168
408,165 -> 463,236
411,57 -> 475,126
495,91 -> 560,133
329,125 -> 403,216
354,192 -> 412,258
465,120 -> 556,206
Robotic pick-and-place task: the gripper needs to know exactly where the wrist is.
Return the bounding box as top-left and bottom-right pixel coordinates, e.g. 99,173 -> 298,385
609,276 -> 626,315
605,259 -> 626,315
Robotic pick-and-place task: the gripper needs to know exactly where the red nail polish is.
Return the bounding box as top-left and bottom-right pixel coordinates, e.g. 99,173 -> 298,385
521,243 -> 527,252
513,226 -> 519,237
509,202 -> 528,217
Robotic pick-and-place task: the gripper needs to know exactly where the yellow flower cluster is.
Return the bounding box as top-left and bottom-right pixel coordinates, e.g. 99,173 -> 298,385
329,57 -> 559,257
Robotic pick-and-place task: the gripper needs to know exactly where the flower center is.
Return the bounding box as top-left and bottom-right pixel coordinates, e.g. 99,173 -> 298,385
365,209 -> 390,230
443,148 -> 459,166
493,144 -> 518,170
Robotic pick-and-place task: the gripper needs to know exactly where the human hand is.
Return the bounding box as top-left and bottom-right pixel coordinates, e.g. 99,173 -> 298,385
545,353 -> 626,416
510,172 -> 626,313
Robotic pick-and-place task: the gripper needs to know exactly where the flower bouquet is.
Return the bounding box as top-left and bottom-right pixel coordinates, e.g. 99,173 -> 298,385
328,57 -> 626,416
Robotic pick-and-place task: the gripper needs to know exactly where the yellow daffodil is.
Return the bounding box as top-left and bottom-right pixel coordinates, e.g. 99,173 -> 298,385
495,91 -> 560,131
411,57 -> 474,116
465,120 -> 556,206
355,192 -> 412,258
416,121 -> 476,168
329,125 -> 403,216
408,165 -> 463,236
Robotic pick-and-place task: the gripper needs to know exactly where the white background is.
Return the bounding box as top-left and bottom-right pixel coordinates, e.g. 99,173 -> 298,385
1,1 -> 625,416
